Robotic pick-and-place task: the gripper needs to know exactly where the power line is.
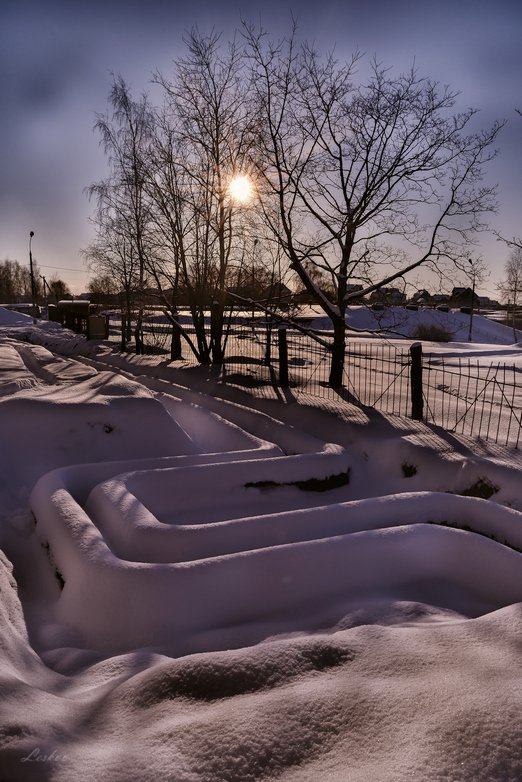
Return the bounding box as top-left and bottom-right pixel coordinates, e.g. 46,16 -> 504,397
21,263 -> 87,274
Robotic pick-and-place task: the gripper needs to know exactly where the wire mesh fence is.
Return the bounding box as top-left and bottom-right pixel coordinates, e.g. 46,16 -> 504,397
101,310 -> 522,448
423,355 -> 522,448
138,311 -> 173,354
279,330 -> 412,417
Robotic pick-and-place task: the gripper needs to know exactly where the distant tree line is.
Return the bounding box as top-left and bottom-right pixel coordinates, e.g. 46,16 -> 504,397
0,259 -> 38,303
0,258 -> 71,306
83,23 -> 503,385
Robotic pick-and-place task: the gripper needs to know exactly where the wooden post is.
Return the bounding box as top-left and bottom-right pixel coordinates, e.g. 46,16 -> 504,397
105,314 -> 110,340
121,314 -> 127,352
278,327 -> 289,388
410,342 -> 423,421
135,325 -> 142,355
210,301 -> 223,364
264,319 -> 272,366
170,312 -> 182,361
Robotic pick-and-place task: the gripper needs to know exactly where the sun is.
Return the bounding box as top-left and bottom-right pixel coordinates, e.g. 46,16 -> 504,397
228,175 -> 253,203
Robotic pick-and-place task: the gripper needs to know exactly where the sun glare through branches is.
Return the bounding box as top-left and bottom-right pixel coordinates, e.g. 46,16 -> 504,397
228,175 -> 254,203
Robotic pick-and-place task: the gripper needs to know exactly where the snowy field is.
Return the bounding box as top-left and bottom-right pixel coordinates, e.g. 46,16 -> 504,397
1,306 -> 522,781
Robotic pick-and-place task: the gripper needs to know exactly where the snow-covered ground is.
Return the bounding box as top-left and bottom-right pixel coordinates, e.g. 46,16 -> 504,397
1,306 -> 522,782
299,304 -> 519,346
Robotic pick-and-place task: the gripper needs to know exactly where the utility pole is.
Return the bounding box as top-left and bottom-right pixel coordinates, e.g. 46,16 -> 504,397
29,231 -> 37,318
40,276 -> 49,308
468,258 -> 475,342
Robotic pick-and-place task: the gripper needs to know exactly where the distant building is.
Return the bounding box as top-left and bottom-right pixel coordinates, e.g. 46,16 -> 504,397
408,288 -> 498,311
345,284 -> 365,303
293,283 -> 364,305
450,287 -> 480,309
477,296 -> 498,309
369,287 -> 406,306
229,281 -> 292,305
431,293 -> 450,306
410,289 -> 433,306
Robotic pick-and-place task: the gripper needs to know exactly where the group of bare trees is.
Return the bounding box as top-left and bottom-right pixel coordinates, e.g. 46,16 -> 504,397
84,23 -> 503,385
0,259 -> 39,304
0,259 -> 71,306
497,245 -> 522,341
0,259 -> 70,305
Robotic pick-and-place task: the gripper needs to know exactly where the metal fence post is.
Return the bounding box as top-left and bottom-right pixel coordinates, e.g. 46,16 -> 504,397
410,342 -> 423,421
278,327 -> 289,388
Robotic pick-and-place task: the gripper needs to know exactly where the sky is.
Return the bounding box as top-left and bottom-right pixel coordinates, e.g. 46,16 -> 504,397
1,0 -> 521,296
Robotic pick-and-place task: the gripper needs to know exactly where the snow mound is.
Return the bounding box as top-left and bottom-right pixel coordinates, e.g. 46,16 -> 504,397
31,461 -> 522,654
0,306 -> 34,325
14,342 -> 98,383
335,305 -> 514,344
30,415 -> 350,651
0,342 -> 39,396
15,355 -> 522,656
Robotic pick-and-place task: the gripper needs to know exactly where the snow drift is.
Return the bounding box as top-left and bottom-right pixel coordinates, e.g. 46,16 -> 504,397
2,322 -> 522,781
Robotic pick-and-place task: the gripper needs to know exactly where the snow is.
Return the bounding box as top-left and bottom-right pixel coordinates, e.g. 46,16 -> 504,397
301,304 -> 518,345
0,307 -> 35,326
1,308 -> 522,781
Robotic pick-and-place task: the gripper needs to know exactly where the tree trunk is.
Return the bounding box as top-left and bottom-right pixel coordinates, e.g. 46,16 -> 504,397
135,308 -> 144,355
328,318 -> 346,388
211,301 -> 224,364
170,309 -> 182,360
264,318 -> 272,366
193,311 -> 210,364
121,314 -> 127,352
126,294 -> 132,341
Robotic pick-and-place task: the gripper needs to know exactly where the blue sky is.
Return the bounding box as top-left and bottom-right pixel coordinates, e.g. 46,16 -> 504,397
1,0 -> 520,295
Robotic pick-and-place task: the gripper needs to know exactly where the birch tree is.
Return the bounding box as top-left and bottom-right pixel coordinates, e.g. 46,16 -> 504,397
497,247 -> 522,342
84,75 -> 155,346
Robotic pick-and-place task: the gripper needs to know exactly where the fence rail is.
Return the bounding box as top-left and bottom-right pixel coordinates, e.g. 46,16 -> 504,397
77,310 -> 522,449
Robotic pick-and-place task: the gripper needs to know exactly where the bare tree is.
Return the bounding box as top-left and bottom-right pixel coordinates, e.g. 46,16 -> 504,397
143,114 -> 217,362
0,259 -> 36,303
47,275 -> 71,303
85,41 -> 262,363
152,28 -> 257,363
83,75 -> 155,350
244,23 -> 503,386
455,256 -> 490,299
82,217 -> 146,341
0,259 -> 43,304
87,274 -> 118,307
497,247 -> 522,342
494,111 -> 521,253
